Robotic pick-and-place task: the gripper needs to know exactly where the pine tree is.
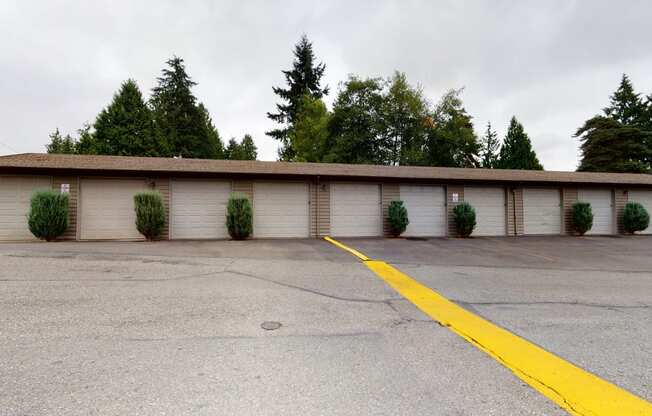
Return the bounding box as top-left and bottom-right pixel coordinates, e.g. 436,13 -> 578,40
198,103 -> 225,159
224,138 -> 239,160
239,134 -> 257,160
267,35 -> 328,161
496,117 -> 543,170
643,94 -> 652,130
479,121 -> 500,168
224,135 -> 257,160
150,56 -> 218,159
603,74 -> 647,127
92,79 -> 160,156
575,75 -> 652,172
576,116 -> 650,173
46,129 -> 78,154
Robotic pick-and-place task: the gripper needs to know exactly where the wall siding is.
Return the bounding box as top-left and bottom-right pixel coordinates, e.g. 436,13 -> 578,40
381,183 -> 400,236
52,176 -> 79,240
562,188 -> 578,234
614,188 -> 627,234
506,188 -> 524,236
309,181 -> 330,237
447,185 -> 464,237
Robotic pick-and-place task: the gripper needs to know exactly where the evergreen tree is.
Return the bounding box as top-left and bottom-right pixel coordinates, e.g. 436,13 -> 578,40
150,56 -> 219,159
639,94 -> 652,140
603,74 -> 647,127
76,124 -> 96,155
423,89 -> 480,167
496,117 -> 543,170
576,116 -> 650,173
198,103 -> 225,159
224,138 -> 239,160
267,35 -> 329,161
479,121 -> 500,168
576,75 -> 652,172
239,134 -> 257,160
46,129 -> 78,154
92,79 -> 160,156
224,135 -> 257,160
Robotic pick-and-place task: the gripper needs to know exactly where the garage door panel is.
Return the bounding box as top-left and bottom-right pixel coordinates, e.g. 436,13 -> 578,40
81,179 -> 146,240
170,180 -> 231,239
628,190 -> 652,234
400,185 -> 446,237
578,189 -> 613,235
464,187 -> 506,236
331,183 -> 381,237
523,188 -> 561,235
0,176 -> 52,240
254,182 -> 309,238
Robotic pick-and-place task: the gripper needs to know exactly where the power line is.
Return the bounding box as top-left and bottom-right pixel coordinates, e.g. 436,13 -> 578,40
0,139 -> 20,154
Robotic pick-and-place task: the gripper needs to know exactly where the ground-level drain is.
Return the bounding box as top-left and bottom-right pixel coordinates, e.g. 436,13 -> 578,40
261,321 -> 282,331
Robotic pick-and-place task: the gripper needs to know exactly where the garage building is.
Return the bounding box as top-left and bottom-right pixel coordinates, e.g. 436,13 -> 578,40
1,153 -> 651,241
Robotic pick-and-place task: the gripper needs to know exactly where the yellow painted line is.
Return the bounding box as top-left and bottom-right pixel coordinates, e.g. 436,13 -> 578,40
324,237 -> 652,416
323,236 -> 370,261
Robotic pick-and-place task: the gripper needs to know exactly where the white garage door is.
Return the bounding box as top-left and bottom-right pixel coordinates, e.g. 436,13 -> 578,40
254,182 -> 309,238
331,183 -> 381,237
170,179 -> 231,239
523,188 -> 561,235
400,185 -> 446,237
0,176 -> 51,240
628,190 -> 652,234
80,178 -> 147,240
463,187 -> 506,236
578,189 -> 613,235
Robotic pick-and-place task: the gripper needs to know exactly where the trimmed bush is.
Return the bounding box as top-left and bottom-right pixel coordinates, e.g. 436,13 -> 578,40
572,201 -> 593,235
134,191 -> 165,241
453,202 -> 476,237
226,193 -> 253,240
28,190 -> 69,241
623,201 -> 650,234
387,200 -> 409,237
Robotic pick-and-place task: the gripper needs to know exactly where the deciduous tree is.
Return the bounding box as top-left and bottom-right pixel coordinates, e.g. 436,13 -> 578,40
423,89 -> 480,167
289,95 -> 331,162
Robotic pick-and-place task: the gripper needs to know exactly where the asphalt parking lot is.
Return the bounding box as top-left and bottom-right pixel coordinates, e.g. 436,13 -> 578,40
1,236 -> 650,415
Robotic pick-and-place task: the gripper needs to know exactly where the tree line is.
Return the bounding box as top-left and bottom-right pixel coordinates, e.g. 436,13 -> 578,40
47,57 -> 257,160
267,35 -> 541,170
47,35 -> 652,174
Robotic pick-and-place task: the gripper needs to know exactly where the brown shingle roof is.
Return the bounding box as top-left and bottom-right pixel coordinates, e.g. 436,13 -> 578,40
1,153 -> 652,185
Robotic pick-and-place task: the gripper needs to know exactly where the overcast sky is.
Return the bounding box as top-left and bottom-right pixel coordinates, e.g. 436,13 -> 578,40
1,1 -> 651,171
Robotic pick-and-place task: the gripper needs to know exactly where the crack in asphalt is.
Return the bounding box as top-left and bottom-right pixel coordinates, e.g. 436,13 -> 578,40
453,327 -> 583,415
391,261 -> 652,275
457,300 -> 651,311
223,268 -> 403,305
125,331 -> 383,342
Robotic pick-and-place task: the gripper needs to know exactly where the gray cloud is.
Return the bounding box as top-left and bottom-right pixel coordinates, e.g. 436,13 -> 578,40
1,0 -> 651,170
